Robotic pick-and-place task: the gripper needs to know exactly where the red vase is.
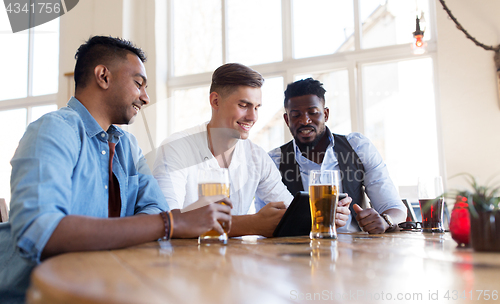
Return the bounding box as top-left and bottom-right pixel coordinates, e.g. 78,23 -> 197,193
449,196 -> 470,246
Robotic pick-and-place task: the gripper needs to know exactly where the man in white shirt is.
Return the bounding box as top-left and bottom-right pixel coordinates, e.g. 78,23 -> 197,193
153,64 -> 351,237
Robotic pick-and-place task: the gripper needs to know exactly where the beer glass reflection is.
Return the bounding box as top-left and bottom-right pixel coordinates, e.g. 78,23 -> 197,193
310,239 -> 338,273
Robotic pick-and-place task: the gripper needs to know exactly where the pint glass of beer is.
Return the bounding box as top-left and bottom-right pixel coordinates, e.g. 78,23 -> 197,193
309,170 -> 340,239
198,168 -> 230,245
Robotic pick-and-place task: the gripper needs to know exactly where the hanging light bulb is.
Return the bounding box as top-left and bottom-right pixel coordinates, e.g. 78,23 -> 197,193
412,14 -> 427,55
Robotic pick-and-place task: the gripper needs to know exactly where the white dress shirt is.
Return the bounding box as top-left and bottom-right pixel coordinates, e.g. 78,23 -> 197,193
153,122 -> 293,215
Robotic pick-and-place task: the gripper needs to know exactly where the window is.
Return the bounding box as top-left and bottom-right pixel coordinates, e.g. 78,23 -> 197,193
361,58 -> 439,186
163,0 -> 440,191
227,0 -> 282,65
293,0 -> 354,58
360,0 -> 431,49
172,0 -> 222,76
0,9 -> 59,206
171,86 -> 211,133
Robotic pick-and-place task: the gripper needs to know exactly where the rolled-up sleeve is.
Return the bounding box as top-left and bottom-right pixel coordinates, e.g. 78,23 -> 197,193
254,147 -> 293,209
347,133 -> 405,214
9,114 -> 79,263
254,147 -> 282,212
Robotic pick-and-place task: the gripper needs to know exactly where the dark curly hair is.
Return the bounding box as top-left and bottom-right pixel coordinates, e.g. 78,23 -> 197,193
284,78 -> 326,108
74,36 -> 147,91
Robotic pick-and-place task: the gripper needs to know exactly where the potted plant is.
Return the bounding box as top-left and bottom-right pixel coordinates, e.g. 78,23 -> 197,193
449,173 -> 500,252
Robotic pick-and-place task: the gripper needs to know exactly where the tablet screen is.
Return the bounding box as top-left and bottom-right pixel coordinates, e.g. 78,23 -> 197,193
273,191 -> 310,237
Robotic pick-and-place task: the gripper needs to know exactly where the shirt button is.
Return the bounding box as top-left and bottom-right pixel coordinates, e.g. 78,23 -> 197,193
101,133 -> 106,138
105,185 -> 108,190
102,150 -> 106,155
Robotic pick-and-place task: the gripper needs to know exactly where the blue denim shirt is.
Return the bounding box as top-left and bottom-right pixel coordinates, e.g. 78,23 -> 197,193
0,97 -> 168,302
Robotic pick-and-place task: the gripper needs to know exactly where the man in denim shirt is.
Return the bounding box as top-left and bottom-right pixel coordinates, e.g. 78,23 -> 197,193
0,36 -> 231,303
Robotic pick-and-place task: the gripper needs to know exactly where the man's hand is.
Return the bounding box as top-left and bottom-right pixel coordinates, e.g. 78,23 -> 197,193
352,204 -> 388,234
171,196 -> 232,238
335,195 -> 352,228
253,201 -> 287,237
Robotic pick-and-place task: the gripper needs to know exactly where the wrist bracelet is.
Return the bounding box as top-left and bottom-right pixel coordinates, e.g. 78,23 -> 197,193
381,213 -> 396,232
159,211 -> 174,240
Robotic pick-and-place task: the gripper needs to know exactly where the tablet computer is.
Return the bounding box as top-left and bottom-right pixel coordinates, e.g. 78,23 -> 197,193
273,191 -> 347,237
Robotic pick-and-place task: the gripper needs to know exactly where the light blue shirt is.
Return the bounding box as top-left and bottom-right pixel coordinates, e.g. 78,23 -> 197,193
255,131 -> 404,232
0,97 -> 168,303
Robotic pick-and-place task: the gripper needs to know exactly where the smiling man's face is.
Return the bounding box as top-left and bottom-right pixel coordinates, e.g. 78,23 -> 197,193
210,86 -> 262,140
106,53 -> 150,125
284,94 -> 329,149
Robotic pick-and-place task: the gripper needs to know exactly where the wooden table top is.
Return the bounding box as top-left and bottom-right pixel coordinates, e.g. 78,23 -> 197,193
27,232 -> 500,304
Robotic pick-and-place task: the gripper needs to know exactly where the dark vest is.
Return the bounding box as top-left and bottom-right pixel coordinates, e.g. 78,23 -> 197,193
278,133 -> 365,228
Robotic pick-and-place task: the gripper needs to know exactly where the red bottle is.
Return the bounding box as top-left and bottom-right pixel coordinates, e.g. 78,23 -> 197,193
449,196 -> 470,246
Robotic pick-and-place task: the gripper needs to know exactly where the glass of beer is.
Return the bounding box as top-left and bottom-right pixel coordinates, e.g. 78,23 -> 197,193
309,170 -> 340,239
418,176 -> 445,233
198,168 -> 230,245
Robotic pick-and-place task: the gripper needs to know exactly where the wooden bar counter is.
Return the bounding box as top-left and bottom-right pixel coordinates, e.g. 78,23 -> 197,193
27,232 -> 500,304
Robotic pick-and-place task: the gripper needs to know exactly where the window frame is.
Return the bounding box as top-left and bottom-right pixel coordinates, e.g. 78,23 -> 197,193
0,22 -> 59,122
0,23 -> 59,205
163,0 -> 444,177
0,94 -> 58,121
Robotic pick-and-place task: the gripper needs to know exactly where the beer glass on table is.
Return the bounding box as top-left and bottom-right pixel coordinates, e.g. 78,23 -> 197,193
309,170 -> 340,239
418,176 -> 445,233
198,168 -> 230,245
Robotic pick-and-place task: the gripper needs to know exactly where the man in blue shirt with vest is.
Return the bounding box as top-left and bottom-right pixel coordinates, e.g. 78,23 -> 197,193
0,36 -> 231,303
257,78 -> 406,234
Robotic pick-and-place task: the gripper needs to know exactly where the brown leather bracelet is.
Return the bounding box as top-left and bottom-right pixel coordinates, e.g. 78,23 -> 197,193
159,211 -> 174,240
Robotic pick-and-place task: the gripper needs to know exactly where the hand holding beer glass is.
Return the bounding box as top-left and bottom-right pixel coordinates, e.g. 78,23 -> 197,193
418,176 -> 445,233
198,168 -> 230,245
309,170 -> 340,239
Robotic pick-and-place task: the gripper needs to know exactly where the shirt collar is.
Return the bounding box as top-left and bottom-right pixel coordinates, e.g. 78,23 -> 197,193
202,122 -> 242,168
67,97 -> 124,140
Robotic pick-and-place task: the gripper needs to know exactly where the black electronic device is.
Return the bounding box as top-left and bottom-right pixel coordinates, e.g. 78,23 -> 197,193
273,191 -> 347,237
